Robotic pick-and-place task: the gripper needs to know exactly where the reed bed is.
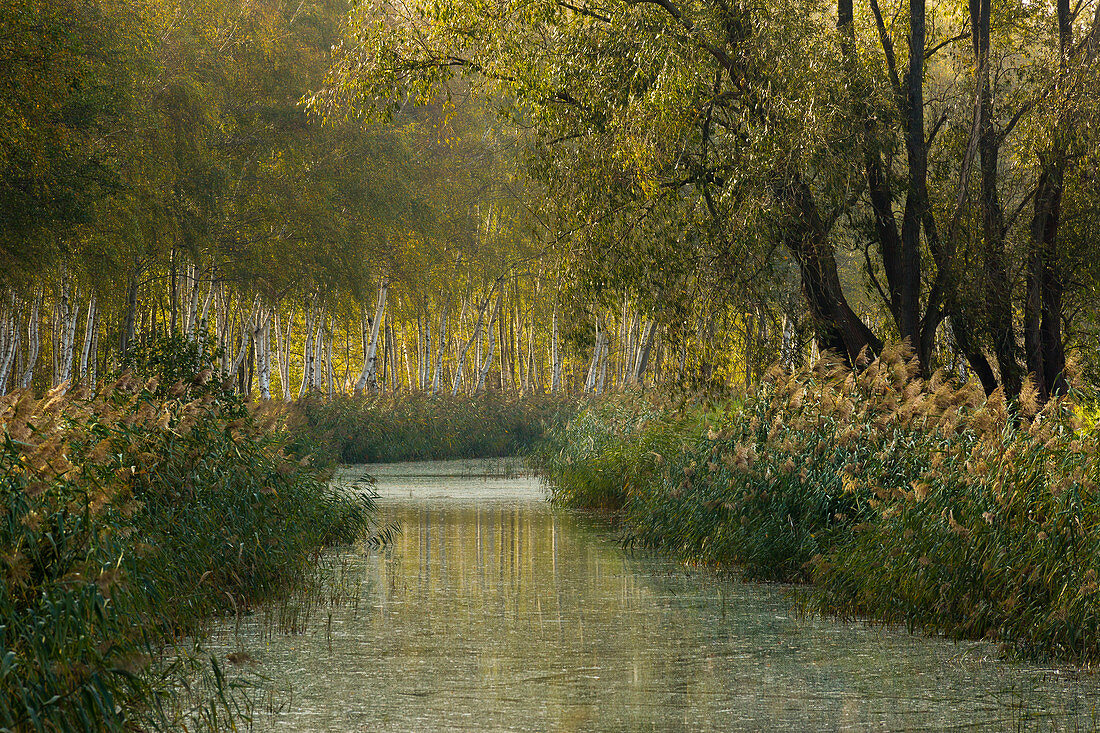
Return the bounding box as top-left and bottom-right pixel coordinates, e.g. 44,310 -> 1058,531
283,392 -> 579,465
0,377 -> 373,730
534,345 -> 1100,662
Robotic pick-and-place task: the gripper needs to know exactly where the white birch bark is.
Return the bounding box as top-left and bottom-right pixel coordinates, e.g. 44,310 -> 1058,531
551,301 -> 562,392
584,318 -> 605,393
387,316 -> 399,392
56,284 -> 80,390
476,291 -> 502,393
416,314 -> 426,390
196,273 -> 215,336
184,263 -> 201,334
527,310 -> 536,391
19,291 -> 41,389
79,295 -> 97,385
255,307 -> 272,400
298,302 -> 315,398
273,310 -> 291,401
88,316 -> 98,386
431,299 -> 450,394
325,318 -> 334,399
402,322 -> 413,391
451,290 -> 493,396
780,313 -> 797,370
311,315 -> 322,393
228,296 -> 260,380
356,278 -> 388,394
0,294 -> 19,394
631,319 -> 656,385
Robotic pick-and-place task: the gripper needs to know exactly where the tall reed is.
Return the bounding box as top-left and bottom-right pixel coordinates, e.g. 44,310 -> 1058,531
0,376 -> 373,730
535,345 -> 1100,661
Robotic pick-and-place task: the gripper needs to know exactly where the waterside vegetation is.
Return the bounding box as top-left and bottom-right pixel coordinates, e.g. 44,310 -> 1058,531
282,392 -> 580,465
534,345 -> 1100,662
0,372 -> 373,730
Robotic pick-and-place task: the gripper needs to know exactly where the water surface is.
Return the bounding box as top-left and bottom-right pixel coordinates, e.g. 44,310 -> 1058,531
213,459 -> 1100,731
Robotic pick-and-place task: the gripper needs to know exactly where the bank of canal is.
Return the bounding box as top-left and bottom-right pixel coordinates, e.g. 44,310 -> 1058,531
210,459 -> 1100,731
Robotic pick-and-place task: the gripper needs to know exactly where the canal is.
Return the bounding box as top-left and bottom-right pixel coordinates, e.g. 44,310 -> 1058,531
210,459 -> 1100,731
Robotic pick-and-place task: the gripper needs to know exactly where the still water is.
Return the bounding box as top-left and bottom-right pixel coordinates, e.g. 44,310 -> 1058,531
213,459 -> 1100,731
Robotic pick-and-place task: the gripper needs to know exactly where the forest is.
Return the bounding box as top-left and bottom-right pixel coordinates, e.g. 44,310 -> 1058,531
4,0 -> 1100,727
2,0 -> 1100,398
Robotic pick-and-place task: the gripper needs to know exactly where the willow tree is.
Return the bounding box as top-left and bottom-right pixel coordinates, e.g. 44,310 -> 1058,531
321,0 -> 1100,399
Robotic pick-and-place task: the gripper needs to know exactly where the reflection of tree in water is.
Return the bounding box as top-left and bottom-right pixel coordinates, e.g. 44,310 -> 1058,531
210,464 -> 1100,731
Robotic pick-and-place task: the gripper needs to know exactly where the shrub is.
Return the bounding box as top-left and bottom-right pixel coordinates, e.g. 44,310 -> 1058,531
281,391 -> 580,465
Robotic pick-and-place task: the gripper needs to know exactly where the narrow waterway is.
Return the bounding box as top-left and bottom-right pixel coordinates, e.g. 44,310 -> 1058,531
213,459 -> 1100,731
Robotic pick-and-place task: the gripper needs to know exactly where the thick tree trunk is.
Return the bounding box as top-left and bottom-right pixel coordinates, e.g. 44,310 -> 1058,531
774,177 -> 882,363
1023,0 -> 1089,401
970,0 -> 1023,398
840,0 -> 921,353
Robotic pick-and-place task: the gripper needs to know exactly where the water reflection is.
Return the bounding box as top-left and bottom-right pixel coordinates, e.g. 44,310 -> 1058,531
214,460 -> 1100,731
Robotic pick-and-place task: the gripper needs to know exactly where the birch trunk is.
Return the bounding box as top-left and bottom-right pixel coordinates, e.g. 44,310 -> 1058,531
256,307 -> 272,400
228,297 -> 259,380
386,315 -> 398,392
0,294 -> 19,394
402,322 -> 413,392
416,314 -> 426,391
312,314 -> 324,393
356,279 -> 388,394
551,301 -> 562,392
197,272 -> 215,336
452,290 -> 494,396
19,292 -> 41,389
325,318 -> 335,399
272,310 -> 285,400
584,320 -> 608,393
55,269 -> 79,389
476,291 -> 503,392
632,319 -> 656,385
79,295 -> 97,385
431,299 -> 450,394
597,337 -> 608,394
283,308 -> 297,400
88,316 -> 98,386
120,267 -> 139,358
298,303 -> 315,398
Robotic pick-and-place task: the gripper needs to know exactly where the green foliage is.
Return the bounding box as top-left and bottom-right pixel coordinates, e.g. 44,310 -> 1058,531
285,392 -> 581,465
116,331 -> 230,400
536,346 -> 1100,661
0,380 -> 373,730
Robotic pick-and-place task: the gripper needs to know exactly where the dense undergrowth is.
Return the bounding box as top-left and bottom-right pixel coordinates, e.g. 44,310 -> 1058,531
0,375 -> 372,730
284,392 -> 579,465
533,345 -> 1100,662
